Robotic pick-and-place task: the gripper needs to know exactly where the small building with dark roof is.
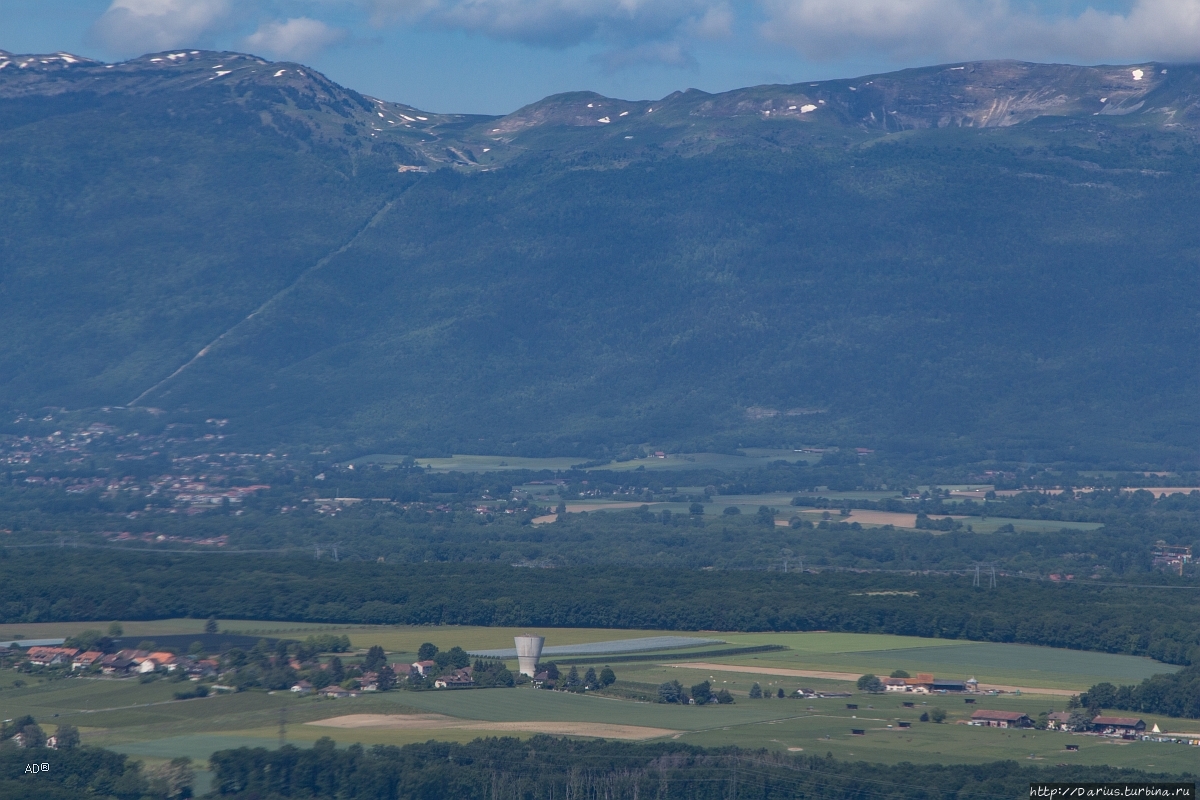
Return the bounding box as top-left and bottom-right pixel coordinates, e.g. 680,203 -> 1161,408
969,709 -> 1033,728
1092,716 -> 1145,736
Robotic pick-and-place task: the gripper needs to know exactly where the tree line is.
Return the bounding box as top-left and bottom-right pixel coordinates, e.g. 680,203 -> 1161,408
1086,663 -> 1200,718
3,550 -> 1200,665
207,735 -> 1194,799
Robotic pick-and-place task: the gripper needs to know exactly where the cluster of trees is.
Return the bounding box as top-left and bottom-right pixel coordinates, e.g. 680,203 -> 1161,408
5,550 -> 1200,666
405,643 -> 514,688
657,680 -> 733,704
1,716 -> 79,750
0,721 -> 192,799
300,634 -> 353,654
205,735 -> 1193,799
541,663 -> 615,692
1085,663 -> 1200,718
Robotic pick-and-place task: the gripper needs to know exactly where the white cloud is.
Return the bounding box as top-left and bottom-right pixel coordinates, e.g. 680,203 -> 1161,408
760,0 -> 1200,63
594,40 -> 697,70
244,17 -> 348,60
364,0 -> 730,47
90,0 -> 232,55
685,4 -> 733,38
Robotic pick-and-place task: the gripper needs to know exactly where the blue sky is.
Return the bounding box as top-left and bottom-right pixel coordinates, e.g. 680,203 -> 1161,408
2,0 -> 1196,114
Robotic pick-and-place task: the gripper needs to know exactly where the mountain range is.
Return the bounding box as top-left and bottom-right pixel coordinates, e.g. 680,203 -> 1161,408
2,48 -> 1198,464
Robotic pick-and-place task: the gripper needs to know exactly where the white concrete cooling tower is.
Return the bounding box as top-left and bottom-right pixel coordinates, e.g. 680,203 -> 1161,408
514,634 -> 545,677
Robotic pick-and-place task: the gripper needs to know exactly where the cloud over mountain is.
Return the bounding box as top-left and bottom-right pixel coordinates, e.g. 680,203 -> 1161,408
244,17 -> 348,60
90,0 -> 232,55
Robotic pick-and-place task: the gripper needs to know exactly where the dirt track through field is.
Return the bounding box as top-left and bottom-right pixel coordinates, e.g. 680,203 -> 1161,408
308,713 -> 678,740
664,663 -> 1073,696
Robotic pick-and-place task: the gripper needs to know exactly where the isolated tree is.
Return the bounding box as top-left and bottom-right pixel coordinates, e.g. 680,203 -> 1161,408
1067,709 -> 1096,731
20,723 -> 46,748
930,707 -> 947,723
723,506 -> 741,515
890,670 -> 910,679
749,682 -> 763,699
444,646 -> 470,669
776,688 -> 785,698
857,674 -> 884,693
584,667 -> 598,688
919,711 -> 930,722
107,622 -> 124,637
599,666 -> 616,687
1084,682 -> 1116,710
565,666 -> 582,690
715,689 -> 734,704
65,629 -> 104,650
417,642 -> 439,661
204,618 -> 219,634
657,680 -> 684,704
54,724 -> 80,749
689,502 -> 704,515
363,645 -> 387,672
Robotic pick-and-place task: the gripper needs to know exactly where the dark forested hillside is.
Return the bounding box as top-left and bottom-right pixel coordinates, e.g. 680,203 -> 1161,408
2,51 -> 1199,462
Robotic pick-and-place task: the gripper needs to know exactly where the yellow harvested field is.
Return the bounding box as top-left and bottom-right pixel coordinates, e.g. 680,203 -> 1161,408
565,502 -> 648,512
779,509 -> 964,528
665,663 -> 1073,696
308,714 -> 677,740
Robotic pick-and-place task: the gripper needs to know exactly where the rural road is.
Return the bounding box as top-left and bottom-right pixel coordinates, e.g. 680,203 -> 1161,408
663,662 -> 1075,696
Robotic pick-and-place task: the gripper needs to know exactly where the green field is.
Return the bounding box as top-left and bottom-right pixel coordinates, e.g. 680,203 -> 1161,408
713,633 -> 1175,690
4,628 -> 1188,777
102,685 -> 1200,775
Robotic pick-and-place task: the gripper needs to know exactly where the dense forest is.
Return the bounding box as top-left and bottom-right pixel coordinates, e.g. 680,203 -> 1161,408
207,736 -> 1193,799
4,550 -> 1199,665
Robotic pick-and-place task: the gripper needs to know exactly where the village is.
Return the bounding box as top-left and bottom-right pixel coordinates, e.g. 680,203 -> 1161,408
0,633 -> 608,708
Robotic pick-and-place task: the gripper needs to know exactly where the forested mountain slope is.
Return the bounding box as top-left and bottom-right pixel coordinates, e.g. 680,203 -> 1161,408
2,50 -> 1198,462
